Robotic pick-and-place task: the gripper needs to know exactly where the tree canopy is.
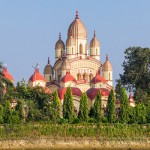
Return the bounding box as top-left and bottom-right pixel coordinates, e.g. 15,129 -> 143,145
120,47 -> 150,103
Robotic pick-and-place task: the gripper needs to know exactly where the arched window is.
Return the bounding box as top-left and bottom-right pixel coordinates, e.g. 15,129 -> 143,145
89,73 -> 93,81
50,75 -> 51,82
79,44 -> 83,54
109,72 -> 111,80
72,47 -> 74,54
83,73 -> 88,80
77,73 -> 81,80
61,50 -> 63,57
96,48 -> 98,55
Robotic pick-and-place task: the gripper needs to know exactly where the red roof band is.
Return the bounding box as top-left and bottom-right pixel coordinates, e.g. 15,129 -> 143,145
58,87 -> 82,100
86,88 -> 110,100
29,70 -> 46,82
2,68 -> 14,83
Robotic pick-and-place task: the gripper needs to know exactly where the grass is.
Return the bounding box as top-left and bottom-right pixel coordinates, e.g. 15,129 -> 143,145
0,123 -> 150,141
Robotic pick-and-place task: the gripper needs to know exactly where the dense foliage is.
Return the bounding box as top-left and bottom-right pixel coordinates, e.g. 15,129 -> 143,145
0,123 -> 150,141
93,91 -> 102,122
120,47 -> 150,104
78,92 -> 88,122
63,87 -> 75,123
119,87 -> 129,123
106,89 -> 116,123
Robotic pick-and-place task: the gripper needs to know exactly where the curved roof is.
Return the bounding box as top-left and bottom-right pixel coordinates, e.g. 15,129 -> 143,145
61,57 -> 71,70
55,33 -> 65,50
66,35 -> 75,46
58,87 -> 82,100
90,31 -> 100,48
67,11 -> 87,39
44,57 -> 53,74
29,69 -> 46,83
2,67 -> 14,83
86,88 -> 110,100
91,73 -> 106,84
102,54 -> 112,71
61,72 -> 76,83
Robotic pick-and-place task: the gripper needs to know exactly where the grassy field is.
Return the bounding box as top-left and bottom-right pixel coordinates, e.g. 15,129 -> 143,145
0,123 -> 150,141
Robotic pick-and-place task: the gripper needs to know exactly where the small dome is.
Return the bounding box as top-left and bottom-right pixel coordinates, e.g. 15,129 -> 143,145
61,72 -> 76,83
58,87 -> 82,100
67,11 -> 87,39
29,69 -> 46,83
102,54 -> 112,71
44,57 -> 53,74
91,73 -> 106,84
66,33 -> 75,46
86,88 -> 110,100
90,31 -> 100,48
55,33 -> 65,50
61,57 -> 71,70
2,67 -> 14,83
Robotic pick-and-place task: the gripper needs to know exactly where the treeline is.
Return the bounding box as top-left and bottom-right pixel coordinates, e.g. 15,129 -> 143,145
0,81 -> 149,125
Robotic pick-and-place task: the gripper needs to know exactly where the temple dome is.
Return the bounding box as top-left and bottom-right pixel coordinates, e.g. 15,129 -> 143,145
2,67 -> 14,83
90,31 -> 100,48
86,88 -> 110,100
29,69 -> 46,83
91,73 -> 106,84
58,87 -> 82,100
66,34 -> 75,46
44,57 -> 53,74
61,72 -> 76,83
55,33 -> 65,50
67,11 -> 87,39
61,57 -> 71,70
102,54 -> 112,71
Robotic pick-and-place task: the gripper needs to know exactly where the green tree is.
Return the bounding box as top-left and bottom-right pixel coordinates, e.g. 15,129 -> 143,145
93,91 -> 102,122
16,100 -> 24,123
128,106 -> 136,124
50,90 -> 61,121
120,47 -> 150,102
119,87 -> 129,123
0,104 -> 4,123
63,87 -> 74,122
135,103 -> 147,124
3,100 -> 12,123
78,92 -> 88,122
106,89 -> 116,123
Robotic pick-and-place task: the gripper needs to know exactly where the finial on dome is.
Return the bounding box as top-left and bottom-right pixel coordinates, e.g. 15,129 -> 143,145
59,32 -> 61,40
106,54 -> 108,61
94,30 -> 96,37
3,64 -> 7,71
48,57 -> 50,64
75,10 -> 79,19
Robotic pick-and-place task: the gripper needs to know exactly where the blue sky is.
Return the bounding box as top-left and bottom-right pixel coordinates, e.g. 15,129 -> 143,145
0,0 -> 150,86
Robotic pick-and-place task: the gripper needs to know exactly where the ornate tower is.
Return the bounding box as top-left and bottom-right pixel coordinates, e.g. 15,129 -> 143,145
61,56 -> 71,78
102,54 -> 113,86
67,11 -> 88,59
90,31 -> 100,61
55,33 -> 65,61
44,57 -> 53,83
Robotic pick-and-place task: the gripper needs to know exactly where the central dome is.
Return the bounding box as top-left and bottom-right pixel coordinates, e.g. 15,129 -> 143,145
67,11 -> 87,39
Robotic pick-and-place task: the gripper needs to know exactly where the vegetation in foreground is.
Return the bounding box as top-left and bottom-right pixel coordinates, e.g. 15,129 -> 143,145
0,123 -> 150,141
0,46 -> 149,144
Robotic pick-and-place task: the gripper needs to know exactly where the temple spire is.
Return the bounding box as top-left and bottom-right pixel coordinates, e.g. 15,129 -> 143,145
59,32 -> 61,40
48,57 -> 50,64
75,10 -> 79,19
94,30 -> 96,37
106,54 -> 108,61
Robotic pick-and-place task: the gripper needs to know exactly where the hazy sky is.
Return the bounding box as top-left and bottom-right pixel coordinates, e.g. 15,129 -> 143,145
0,0 -> 150,85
